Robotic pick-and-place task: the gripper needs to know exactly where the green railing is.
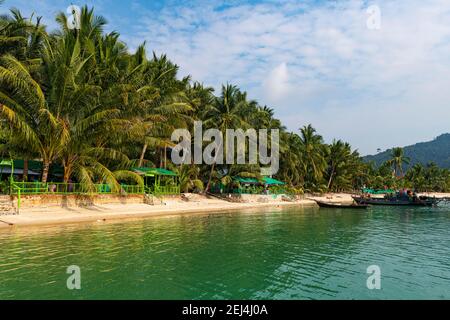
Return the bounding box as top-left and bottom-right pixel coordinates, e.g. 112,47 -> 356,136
10,182 -> 178,195
149,185 -> 180,195
158,185 -> 180,195
9,181 -> 179,212
120,184 -> 145,194
10,182 -> 145,195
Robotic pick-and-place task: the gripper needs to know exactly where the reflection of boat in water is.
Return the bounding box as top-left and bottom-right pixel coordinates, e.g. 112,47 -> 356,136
315,200 -> 369,209
353,190 -> 439,207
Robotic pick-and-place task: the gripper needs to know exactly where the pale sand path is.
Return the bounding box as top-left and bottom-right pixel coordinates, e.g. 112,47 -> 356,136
417,192 -> 450,198
307,193 -> 356,204
0,198 -> 316,229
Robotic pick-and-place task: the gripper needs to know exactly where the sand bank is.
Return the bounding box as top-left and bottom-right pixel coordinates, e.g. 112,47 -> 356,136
0,195 -> 316,229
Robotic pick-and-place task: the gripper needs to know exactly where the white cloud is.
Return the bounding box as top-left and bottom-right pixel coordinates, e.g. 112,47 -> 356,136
128,0 -> 450,154
263,63 -> 291,103
3,0 -> 450,154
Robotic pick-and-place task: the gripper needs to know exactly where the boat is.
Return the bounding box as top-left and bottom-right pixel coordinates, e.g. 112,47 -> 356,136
353,191 -> 439,207
315,200 -> 369,209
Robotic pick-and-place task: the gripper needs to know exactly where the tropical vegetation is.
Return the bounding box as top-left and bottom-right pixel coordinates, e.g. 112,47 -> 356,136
0,4 -> 448,194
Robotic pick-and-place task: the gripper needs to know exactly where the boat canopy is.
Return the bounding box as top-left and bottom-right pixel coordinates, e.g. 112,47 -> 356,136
362,188 -> 395,194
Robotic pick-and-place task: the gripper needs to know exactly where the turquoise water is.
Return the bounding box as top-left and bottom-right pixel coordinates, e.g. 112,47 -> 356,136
0,205 -> 449,300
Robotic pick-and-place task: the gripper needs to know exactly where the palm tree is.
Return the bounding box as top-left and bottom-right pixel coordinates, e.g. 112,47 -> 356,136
406,163 -> 425,191
0,54 -> 65,183
176,164 -> 204,193
326,140 -> 352,190
278,131 -> 303,186
202,84 -> 251,192
387,147 -> 410,177
0,7 -> 140,188
6,4 -> 444,195
298,124 -> 328,191
0,6 -> 46,61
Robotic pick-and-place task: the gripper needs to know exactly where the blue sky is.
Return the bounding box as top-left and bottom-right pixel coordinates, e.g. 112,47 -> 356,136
2,0 -> 450,155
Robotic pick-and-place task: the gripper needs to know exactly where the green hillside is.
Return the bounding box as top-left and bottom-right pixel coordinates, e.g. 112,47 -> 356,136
364,133 -> 450,169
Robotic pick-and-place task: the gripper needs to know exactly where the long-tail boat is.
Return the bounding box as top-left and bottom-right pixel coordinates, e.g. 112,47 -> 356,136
352,191 -> 439,207
315,200 -> 369,209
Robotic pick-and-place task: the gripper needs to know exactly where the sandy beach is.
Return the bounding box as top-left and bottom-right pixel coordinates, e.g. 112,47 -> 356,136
0,195 -> 317,229
2,191 -> 448,230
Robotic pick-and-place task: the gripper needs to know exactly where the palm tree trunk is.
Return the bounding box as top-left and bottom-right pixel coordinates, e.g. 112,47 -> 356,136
164,145 -> 167,169
63,164 -> 72,184
23,158 -> 28,182
204,162 -> 216,194
204,139 -> 223,194
327,170 -> 334,189
138,143 -> 148,168
41,159 -> 50,184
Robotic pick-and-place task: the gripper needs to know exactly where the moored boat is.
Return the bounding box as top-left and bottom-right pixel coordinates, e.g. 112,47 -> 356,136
353,191 -> 439,207
315,200 -> 369,209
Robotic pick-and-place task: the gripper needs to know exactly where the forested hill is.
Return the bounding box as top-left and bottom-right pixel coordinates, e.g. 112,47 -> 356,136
364,133 -> 450,168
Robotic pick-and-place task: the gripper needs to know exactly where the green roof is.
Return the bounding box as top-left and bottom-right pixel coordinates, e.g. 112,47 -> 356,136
133,167 -> 178,176
362,188 -> 395,194
233,176 -> 259,184
263,177 -> 285,185
0,160 -> 64,174
233,176 -> 285,185
0,160 -> 12,166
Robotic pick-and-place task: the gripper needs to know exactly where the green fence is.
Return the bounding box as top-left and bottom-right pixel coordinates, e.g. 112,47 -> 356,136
9,181 -> 180,212
10,182 -> 179,196
10,182 -> 145,195
146,185 -> 180,195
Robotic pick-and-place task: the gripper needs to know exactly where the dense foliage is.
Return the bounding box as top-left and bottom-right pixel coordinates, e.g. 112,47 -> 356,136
0,4 -> 448,193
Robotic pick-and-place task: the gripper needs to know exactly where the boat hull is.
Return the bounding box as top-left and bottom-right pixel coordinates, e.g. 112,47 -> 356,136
316,201 -> 369,209
352,197 -> 436,207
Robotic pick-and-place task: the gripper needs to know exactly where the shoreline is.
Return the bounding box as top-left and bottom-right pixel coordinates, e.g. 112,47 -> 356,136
2,191 -> 448,230
0,198 -> 317,230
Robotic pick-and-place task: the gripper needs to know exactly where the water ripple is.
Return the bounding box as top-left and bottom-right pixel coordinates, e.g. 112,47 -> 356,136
0,206 -> 449,299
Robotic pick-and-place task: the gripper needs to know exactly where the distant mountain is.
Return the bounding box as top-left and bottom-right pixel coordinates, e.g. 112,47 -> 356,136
364,133 -> 450,169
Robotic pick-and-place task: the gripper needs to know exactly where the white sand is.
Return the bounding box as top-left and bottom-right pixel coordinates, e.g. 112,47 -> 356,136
0,196 -> 316,229
307,193 -> 356,204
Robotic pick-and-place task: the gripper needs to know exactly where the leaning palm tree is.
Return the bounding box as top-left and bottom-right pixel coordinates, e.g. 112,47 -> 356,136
278,131 -> 303,186
0,54 -> 66,183
298,124 -> 328,190
326,140 -> 352,190
48,7 -> 142,190
202,84 -> 251,192
387,147 -> 410,177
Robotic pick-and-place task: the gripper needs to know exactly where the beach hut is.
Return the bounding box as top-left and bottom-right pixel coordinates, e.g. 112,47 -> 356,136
230,176 -> 286,194
0,160 -> 63,182
133,167 -> 180,195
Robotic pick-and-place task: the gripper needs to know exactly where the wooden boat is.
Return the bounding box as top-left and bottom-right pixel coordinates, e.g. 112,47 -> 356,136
352,195 -> 438,207
315,200 -> 369,209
